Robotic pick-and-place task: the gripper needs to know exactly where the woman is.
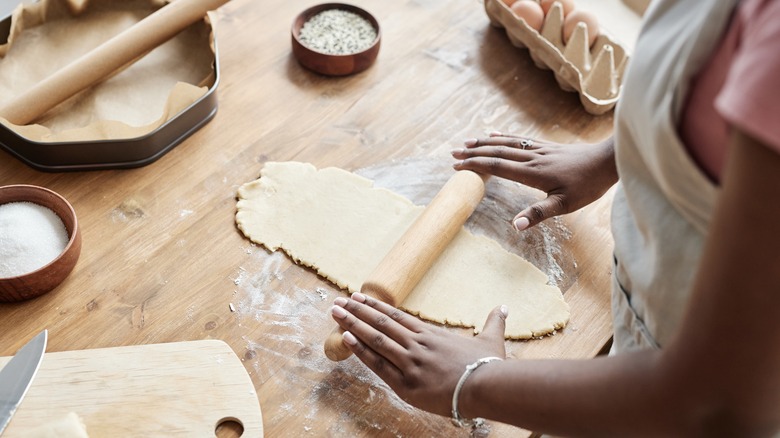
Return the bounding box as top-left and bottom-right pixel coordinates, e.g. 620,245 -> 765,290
330,0 -> 780,435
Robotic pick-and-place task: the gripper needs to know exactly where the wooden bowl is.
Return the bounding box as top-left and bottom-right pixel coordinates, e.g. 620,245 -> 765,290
291,3 -> 381,76
0,185 -> 82,302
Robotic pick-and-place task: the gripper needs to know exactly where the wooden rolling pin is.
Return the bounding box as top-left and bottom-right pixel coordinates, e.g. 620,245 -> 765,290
324,170 -> 488,361
0,0 -> 229,126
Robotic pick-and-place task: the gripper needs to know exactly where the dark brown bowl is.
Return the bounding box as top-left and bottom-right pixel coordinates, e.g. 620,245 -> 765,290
0,185 -> 82,302
291,3 -> 381,76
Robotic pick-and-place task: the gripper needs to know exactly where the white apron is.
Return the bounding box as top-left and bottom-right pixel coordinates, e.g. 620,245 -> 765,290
610,0 -> 739,352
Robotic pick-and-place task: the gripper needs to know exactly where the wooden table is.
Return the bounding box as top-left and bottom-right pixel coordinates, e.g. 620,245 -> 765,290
0,0 -> 623,436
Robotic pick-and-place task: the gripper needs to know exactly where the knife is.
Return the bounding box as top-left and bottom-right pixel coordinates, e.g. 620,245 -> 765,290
0,330 -> 47,435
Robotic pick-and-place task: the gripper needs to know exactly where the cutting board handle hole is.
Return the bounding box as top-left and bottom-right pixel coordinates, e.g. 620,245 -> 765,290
215,417 -> 244,437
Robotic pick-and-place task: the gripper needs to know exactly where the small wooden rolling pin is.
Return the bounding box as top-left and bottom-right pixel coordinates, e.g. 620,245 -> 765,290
324,170 -> 488,361
0,0 -> 229,126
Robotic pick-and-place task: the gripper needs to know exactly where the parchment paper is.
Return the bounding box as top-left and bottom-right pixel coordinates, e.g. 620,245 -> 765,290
0,0 -> 215,141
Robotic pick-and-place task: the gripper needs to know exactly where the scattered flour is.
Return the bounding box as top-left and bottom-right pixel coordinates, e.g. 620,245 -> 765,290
232,247 -> 459,435
231,157 -> 576,435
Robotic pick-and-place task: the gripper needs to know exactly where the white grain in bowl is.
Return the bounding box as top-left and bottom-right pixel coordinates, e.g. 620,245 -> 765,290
298,9 -> 377,55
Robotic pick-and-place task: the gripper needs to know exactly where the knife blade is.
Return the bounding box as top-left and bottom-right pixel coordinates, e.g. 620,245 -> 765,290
0,330 -> 47,435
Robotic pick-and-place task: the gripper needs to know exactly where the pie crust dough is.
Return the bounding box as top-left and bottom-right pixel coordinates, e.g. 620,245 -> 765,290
236,162 -> 569,338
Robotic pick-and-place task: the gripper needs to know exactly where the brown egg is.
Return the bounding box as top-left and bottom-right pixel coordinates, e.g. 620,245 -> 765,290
540,0 -> 575,16
510,0 -> 545,31
563,9 -> 600,46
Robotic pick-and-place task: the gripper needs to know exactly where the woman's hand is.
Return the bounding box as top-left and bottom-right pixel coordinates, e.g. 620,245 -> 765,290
330,292 -> 508,417
452,133 -> 618,230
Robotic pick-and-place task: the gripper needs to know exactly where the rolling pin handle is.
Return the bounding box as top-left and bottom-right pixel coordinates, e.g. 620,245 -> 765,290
323,284 -> 396,362
324,326 -> 353,361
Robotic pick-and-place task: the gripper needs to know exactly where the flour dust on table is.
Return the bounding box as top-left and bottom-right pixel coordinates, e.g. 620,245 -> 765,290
235,161 -> 569,339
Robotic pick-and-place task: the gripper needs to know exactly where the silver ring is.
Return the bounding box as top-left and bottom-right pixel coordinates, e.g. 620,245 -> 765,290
520,139 -> 534,149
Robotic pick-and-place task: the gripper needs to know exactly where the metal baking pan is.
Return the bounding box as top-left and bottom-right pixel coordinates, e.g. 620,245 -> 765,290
0,10 -> 219,172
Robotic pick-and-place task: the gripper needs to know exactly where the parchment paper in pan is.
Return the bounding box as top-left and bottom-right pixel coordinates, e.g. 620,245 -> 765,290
0,0 -> 215,142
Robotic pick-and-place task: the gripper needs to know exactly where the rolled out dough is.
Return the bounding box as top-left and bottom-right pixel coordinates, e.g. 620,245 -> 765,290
235,162 -> 569,339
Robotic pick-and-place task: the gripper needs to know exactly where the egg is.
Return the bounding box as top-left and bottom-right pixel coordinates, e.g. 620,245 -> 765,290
510,0 -> 545,31
563,9 -> 600,47
540,0 -> 575,16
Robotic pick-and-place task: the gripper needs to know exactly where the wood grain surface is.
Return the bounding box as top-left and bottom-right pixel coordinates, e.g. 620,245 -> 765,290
1,340 -> 263,437
0,0 -> 625,436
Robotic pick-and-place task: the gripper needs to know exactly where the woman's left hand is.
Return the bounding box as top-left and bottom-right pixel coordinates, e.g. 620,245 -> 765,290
330,292 -> 508,417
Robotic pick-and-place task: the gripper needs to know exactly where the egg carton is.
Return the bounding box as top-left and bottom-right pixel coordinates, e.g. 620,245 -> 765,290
484,0 -> 630,115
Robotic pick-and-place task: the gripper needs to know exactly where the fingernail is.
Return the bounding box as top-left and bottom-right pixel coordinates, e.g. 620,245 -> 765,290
464,138 -> 477,147
351,292 -> 367,302
513,217 -> 530,231
334,297 -> 348,307
451,148 -> 465,156
500,305 -> 508,318
489,131 -> 502,137
452,160 -> 463,169
343,331 -> 358,346
331,306 -> 347,319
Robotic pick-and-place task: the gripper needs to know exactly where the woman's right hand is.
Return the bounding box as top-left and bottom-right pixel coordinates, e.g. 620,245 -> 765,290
452,132 -> 618,231
330,292 -> 508,418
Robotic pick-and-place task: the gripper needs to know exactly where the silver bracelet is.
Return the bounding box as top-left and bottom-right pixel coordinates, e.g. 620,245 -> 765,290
451,356 -> 503,428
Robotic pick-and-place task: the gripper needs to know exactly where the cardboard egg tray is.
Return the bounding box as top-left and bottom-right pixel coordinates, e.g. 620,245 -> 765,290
484,0 -> 630,115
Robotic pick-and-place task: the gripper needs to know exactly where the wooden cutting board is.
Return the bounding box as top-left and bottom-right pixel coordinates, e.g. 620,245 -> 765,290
0,340 -> 263,437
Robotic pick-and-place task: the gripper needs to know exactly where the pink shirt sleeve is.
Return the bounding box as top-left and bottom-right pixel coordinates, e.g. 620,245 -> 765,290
716,0 -> 780,153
